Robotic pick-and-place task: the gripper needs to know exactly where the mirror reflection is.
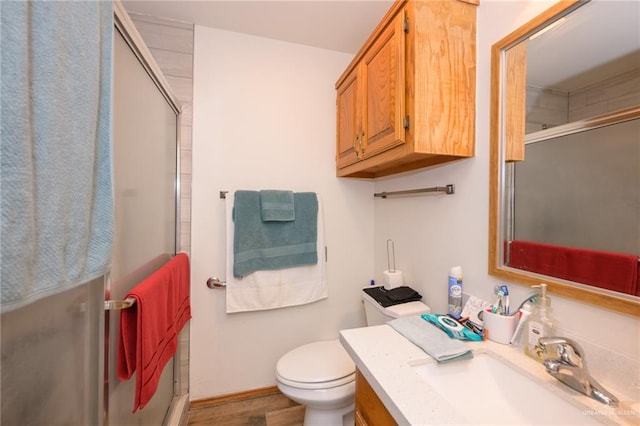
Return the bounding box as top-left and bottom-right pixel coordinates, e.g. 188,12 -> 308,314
524,0 -> 639,132
490,0 -> 640,314
505,118 -> 639,296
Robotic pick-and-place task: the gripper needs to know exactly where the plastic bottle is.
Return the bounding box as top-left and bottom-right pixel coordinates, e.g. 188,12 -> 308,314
524,283 -> 556,362
447,266 -> 463,318
509,301 -> 533,346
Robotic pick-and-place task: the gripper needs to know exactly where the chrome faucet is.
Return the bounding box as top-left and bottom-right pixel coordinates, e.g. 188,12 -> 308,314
537,337 -> 619,407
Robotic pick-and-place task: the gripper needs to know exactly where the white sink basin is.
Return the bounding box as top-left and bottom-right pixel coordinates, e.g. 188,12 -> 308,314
411,351 -> 605,425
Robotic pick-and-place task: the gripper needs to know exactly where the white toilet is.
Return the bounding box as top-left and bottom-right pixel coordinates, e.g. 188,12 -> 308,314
275,288 -> 430,426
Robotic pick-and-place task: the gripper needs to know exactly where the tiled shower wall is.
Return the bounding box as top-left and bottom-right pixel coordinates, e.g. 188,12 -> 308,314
568,68 -> 640,122
128,12 -> 194,397
526,68 -> 640,133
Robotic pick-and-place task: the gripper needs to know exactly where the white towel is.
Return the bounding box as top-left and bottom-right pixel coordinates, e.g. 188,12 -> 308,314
225,191 -> 327,313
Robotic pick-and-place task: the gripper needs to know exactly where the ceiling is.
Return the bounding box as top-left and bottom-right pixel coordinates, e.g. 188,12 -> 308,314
122,0 -> 394,54
122,1 -> 640,91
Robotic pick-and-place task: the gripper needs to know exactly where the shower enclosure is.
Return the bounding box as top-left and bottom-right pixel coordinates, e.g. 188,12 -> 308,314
107,5 -> 186,425
0,5 -> 187,425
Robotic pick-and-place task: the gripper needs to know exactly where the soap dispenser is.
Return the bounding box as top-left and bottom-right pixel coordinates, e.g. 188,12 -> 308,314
524,283 -> 556,362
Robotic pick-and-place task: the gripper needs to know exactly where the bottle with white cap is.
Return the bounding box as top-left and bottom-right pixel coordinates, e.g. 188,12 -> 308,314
447,266 -> 463,318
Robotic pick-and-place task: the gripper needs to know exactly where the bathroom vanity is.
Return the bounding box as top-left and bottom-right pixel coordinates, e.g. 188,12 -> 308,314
340,325 -> 639,425
354,369 -> 395,426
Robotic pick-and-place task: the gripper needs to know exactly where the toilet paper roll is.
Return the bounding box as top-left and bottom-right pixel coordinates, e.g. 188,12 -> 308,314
383,270 -> 403,290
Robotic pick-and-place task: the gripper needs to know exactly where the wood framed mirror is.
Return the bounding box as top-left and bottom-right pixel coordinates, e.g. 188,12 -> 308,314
489,0 -> 640,316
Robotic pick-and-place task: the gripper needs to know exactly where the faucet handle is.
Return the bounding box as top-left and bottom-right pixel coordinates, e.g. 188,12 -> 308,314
537,336 -> 586,369
538,336 -> 580,348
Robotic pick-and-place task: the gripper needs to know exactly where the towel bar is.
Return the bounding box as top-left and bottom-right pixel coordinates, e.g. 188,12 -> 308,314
104,298 -> 136,310
374,184 -> 455,198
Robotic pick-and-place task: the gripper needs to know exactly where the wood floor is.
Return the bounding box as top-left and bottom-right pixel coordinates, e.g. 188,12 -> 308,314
187,387 -> 305,426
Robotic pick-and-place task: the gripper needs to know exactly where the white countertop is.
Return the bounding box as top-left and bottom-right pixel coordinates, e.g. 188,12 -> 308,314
339,324 -> 639,425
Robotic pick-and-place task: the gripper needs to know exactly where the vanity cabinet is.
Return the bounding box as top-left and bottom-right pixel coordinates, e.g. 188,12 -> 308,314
355,370 -> 397,426
335,0 -> 478,178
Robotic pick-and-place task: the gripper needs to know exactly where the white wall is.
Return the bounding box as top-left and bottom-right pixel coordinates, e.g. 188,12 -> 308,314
373,0 -> 639,398
190,26 -> 375,399
190,0 -> 639,402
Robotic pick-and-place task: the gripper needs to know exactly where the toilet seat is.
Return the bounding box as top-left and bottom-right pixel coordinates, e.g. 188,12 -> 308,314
276,340 -> 355,390
277,371 -> 356,390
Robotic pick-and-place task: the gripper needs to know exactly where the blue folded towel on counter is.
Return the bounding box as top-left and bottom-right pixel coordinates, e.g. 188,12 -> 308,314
233,191 -> 318,277
260,190 -> 295,222
387,316 -> 473,363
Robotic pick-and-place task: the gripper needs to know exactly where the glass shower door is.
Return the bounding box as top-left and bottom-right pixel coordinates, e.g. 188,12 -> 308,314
106,19 -> 179,426
0,277 -> 104,425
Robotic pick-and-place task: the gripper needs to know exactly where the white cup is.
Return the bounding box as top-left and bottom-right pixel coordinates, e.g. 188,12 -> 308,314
483,311 -> 518,345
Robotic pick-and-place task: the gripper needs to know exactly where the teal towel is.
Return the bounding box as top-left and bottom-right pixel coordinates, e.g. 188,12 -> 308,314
233,191 -> 318,277
1,1 -> 114,312
260,190 -> 295,222
387,316 -> 473,363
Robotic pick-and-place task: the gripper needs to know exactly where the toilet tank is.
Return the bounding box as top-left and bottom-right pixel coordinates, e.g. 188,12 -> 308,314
362,288 -> 431,326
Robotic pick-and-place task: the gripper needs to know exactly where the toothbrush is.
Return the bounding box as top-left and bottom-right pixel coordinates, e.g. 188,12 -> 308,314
492,290 -> 504,315
500,285 -> 510,315
509,292 -> 538,317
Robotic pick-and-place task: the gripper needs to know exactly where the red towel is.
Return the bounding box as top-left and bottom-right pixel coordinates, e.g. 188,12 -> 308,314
117,253 -> 191,412
508,240 -> 638,295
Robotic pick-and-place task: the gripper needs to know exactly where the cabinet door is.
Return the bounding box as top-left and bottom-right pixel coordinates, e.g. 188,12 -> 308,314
361,13 -> 406,159
355,370 -> 397,426
336,67 -> 362,168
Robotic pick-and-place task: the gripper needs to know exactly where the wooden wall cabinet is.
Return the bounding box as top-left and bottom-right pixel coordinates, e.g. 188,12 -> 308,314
354,370 -> 397,426
336,12 -> 406,171
336,0 -> 478,178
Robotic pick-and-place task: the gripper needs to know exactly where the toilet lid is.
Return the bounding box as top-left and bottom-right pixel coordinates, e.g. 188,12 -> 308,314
276,340 -> 355,385
385,300 -> 431,318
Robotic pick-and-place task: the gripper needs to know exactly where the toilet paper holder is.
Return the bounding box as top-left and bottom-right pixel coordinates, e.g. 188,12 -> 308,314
384,240 -> 404,289
387,239 -> 396,273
